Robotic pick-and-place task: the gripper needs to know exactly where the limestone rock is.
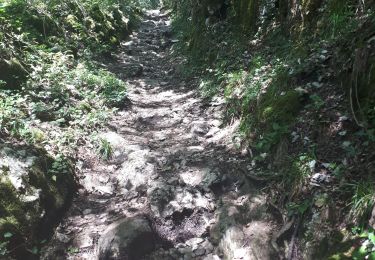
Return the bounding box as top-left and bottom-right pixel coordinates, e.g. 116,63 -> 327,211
0,58 -> 28,90
0,144 -> 75,259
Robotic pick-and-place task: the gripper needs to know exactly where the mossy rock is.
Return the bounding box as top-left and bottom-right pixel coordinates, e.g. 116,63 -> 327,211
90,4 -> 107,25
0,145 -> 76,259
257,89 -> 301,126
26,13 -> 58,36
303,229 -> 356,260
0,58 -> 28,90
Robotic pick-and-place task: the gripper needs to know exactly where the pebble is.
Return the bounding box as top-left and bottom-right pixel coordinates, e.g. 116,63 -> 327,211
204,254 -> 221,260
178,247 -> 191,254
83,209 -> 92,215
193,248 -> 206,257
187,237 -> 204,246
176,243 -> 185,248
202,241 -> 214,253
56,232 -> 70,243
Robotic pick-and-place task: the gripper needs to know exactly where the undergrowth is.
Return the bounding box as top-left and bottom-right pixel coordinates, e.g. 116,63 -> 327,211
0,0 -> 148,151
0,0 -> 154,257
169,0 -> 375,257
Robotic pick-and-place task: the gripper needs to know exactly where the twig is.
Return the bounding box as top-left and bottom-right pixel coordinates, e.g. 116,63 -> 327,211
287,215 -> 301,260
271,216 -> 295,259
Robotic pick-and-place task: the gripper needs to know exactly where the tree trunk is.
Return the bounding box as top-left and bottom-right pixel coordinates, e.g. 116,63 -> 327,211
235,0 -> 259,32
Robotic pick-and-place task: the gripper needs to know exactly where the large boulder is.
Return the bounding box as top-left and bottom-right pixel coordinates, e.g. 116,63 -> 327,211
0,144 -> 75,259
97,217 -> 157,260
0,58 -> 28,90
98,131 -> 156,193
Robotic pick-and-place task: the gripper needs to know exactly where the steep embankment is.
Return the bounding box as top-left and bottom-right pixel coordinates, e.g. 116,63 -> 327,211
0,0 -> 139,258
166,0 -> 375,258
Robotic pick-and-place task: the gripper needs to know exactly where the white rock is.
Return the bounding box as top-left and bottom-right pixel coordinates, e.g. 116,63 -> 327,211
83,209 -> 92,215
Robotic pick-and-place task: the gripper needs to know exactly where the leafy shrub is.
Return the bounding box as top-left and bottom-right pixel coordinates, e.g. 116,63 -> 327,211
0,92 -> 27,136
349,181 -> 375,223
98,138 -> 113,160
72,64 -> 127,108
28,51 -> 127,110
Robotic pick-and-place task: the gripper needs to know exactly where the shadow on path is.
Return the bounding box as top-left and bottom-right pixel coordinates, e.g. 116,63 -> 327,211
41,9 -> 278,260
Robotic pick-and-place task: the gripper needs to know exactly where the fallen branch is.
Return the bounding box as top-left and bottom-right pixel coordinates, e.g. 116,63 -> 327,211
271,216 -> 296,259
287,216 -> 301,260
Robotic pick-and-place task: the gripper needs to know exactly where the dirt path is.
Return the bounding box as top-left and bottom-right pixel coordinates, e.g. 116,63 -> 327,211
42,10 -> 277,260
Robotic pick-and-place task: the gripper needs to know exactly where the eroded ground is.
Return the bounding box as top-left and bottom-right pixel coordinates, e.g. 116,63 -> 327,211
42,10 -> 277,260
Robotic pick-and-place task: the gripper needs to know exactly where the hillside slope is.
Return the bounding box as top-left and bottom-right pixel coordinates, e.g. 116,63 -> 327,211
165,0 -> 375,258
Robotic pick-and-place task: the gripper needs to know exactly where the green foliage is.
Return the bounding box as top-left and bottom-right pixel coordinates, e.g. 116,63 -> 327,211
0,0 -> 141,51
356,129 -> 375,147
78,66 -> 128,107
282,154 -> 315,197
0,0 -> 147,91
0,232 -> 14,256
330,228 -> 375,260
223,57 -> 301,154
168,0 -> 375,257
28,51 -> 127,108
254,123 -> 289,153
0,242 -> 9,256
67,246 -> 80,254
307,94 -> 325,110
287,199 -> 311,216
98,138 -> 113,160
352,229 -> 375,259
0,50 -> 125,156
48,155 -> 72,182
0,0 -> 134,146
0,178 -> 31,252
349,181 -> 375,223
257,89 -> 301,125
322,0 -> 358,40
0,92 -> 27,136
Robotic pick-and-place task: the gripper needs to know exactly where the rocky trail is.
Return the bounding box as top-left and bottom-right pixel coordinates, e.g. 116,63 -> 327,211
42,10 -> 277,260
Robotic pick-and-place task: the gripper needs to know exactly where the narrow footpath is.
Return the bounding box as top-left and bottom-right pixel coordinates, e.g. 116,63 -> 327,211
42,10 -> 277,260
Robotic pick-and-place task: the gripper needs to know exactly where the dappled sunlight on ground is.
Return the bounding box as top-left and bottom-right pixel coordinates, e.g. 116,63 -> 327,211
41,9 -> 278,260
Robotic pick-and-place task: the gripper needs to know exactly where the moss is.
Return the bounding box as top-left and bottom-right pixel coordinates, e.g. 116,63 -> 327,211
0,58 -> 28,90
310,230 -> 355,260
279,153 -> 313,197
27,13 -> 58,36
0,147 -> 75,258
0,177 -> 37,259
257,89 -> 301,127
232,0 -> 259,32
0,179 -> 26,230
